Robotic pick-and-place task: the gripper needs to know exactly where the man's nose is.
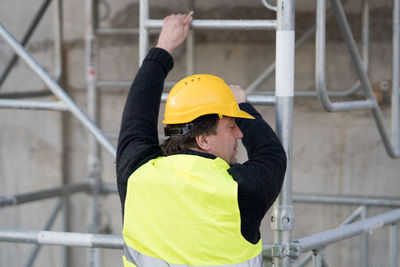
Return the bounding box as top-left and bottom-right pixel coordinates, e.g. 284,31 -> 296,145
235,125 -> 243,139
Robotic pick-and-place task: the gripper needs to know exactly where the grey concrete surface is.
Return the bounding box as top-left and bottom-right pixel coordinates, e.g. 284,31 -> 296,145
1,0 -> 399,266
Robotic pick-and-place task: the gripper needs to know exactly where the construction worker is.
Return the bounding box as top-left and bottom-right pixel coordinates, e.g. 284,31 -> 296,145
116,13 -> 287,267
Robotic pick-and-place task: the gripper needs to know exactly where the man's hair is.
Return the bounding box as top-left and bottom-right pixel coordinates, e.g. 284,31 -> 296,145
161,114 -> 219,156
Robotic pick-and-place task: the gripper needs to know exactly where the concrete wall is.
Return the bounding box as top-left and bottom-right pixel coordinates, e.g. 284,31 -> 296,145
0,0 -> 399,266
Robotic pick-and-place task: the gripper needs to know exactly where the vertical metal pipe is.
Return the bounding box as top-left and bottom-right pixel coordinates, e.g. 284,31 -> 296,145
139,0 -> 150,65
392,0 -> 400,150
272,0 -> 295,266
186,31 -> 195,76
361,0 -> 370,71
54,0 -> 63,82
54,1 -> 68,266
312,250 -> 322,267
186,0 -> 196,76
61,196 -> 69,267
360,206 -> 369,267
316,0 -> 328,107
390,223 -> 398,267
86,0 -> 101,266
0,0 -> 53,88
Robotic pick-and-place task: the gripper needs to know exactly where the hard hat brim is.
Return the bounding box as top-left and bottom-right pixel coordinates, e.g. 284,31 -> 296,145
236,109 -> 255,120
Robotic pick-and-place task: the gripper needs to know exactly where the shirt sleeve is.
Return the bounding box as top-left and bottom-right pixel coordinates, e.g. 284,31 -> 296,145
116,48 -> 174,212
228,103 -> 287,244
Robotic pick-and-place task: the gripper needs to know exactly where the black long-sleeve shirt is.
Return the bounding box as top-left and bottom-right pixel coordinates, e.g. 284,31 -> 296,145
116,48 -> 287,244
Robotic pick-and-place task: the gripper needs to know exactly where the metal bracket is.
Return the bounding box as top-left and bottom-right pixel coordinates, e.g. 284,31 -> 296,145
0,196 -> 17,207
265,240 -> 302,260
271,205 -> 295,231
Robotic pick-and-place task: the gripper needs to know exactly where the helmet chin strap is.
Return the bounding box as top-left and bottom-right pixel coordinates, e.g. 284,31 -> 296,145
164,123 -> 195,136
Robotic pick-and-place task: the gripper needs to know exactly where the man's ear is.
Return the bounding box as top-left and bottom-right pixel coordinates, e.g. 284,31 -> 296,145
195,134 -> 210,151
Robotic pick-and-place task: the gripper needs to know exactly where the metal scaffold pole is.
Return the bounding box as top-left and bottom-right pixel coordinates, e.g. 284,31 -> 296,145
86,0 -> 102,266
272,0 -> 295,266
186,0 -> 196,76
392,0 -> 400,151
139,0 -> 149,65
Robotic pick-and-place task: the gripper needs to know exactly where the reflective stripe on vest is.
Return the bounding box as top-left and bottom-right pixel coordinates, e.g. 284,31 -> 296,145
123,155 -> 262,266
123,243 -> 263,267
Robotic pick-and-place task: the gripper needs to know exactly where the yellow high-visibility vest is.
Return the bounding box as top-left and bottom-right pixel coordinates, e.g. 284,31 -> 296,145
122,154 -> 262,267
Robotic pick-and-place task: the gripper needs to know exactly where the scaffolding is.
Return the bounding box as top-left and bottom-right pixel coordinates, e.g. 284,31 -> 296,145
0,0 -> 399,266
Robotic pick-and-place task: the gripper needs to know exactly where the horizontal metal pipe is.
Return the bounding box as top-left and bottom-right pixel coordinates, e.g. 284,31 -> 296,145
96,80 -> 175,89
0,181 -> 91,208
96,80 -> 131,88
97,84 -> 276,105
247,95 -> 276,105
293,193 -> 400,207
96,81 -> 273,106
96,186 -> 400,208
245,87 -> 362,98
298,209 -> 400,252
0,230 -> 123,249
321,99 -> 376,112
98,21 -> 276,45
0,90 -> 52,99
96,28 -> 140,35
293,83 -> 360,97
145,19 -> 277,30
0,99 -> 68,111
99,183 -> 117,194
262,244 -> 274,261
97,80 -> 304,100
0,23 -> 117,157
98,87 -> 276,106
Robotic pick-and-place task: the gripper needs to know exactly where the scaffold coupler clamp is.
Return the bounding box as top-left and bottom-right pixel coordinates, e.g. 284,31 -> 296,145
0,196 -> 17,207
269,240 -> 302,261
271,205 -> 295,231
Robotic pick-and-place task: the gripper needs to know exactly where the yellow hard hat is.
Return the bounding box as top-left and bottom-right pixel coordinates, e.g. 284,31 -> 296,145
163,74 -> 255,124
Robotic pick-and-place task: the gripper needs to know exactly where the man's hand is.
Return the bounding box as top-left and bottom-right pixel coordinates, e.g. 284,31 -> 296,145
230,85 -> 247,104
156,13 -> 192,55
